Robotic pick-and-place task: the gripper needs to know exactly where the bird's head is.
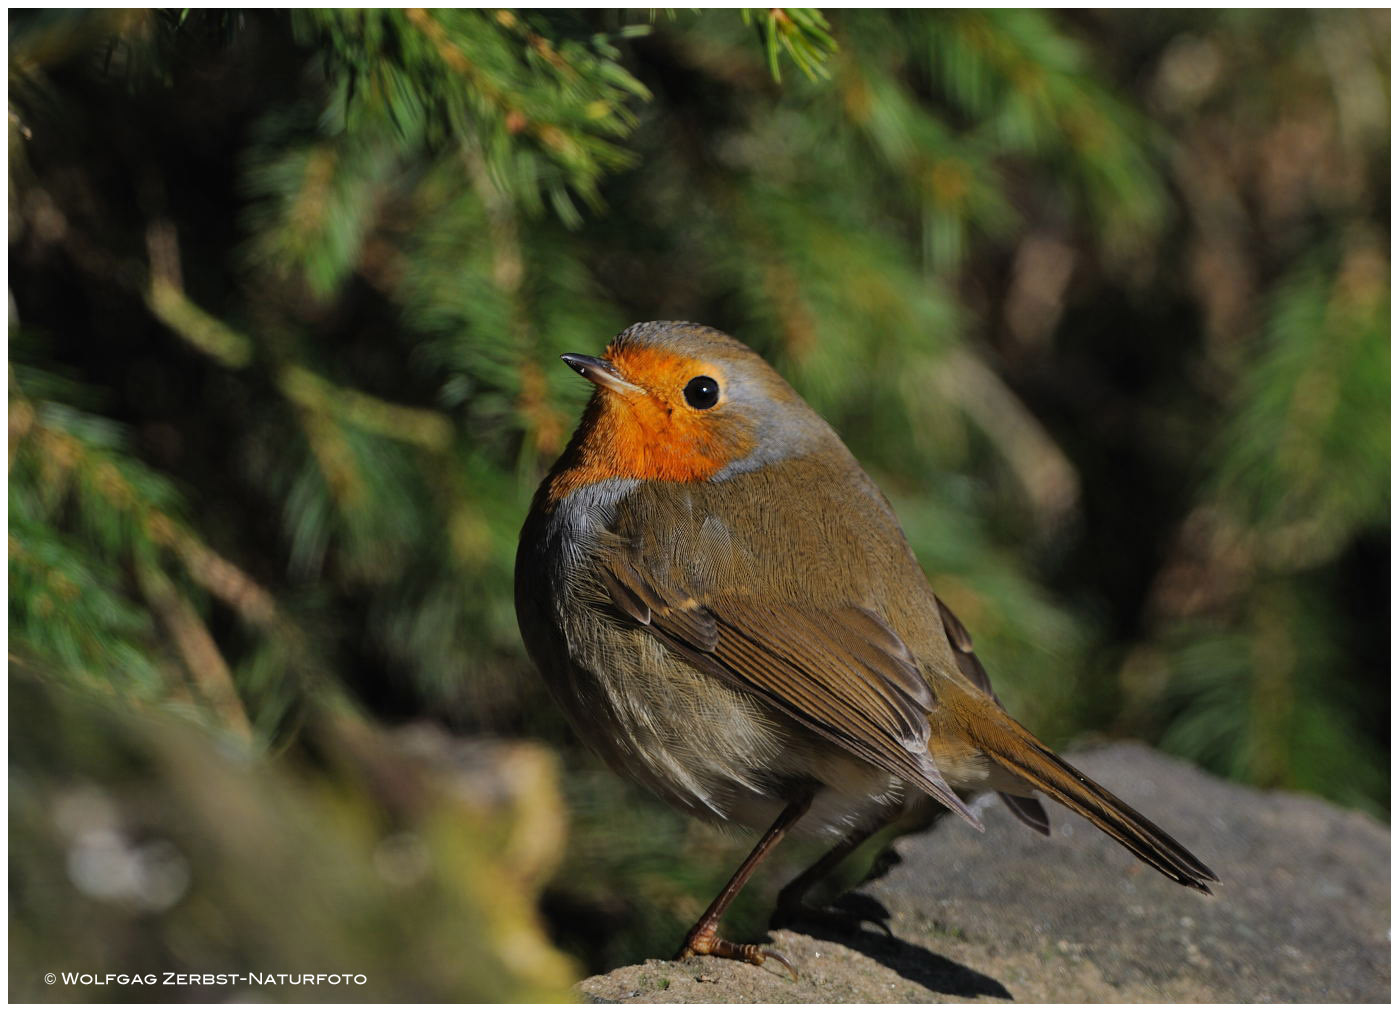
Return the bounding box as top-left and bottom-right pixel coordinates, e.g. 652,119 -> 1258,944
549,321 -> 832,499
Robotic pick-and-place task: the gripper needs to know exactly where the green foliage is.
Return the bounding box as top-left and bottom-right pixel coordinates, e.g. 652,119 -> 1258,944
1215,251 -> 1389,560
9,6 -> 1388,976
10,382 -> 183,699
741,8 -> 837,82
290,9 -> 651,224
1140,251 -> 1390,811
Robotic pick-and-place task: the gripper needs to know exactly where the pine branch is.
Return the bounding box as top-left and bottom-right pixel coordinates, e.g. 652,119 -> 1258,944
740,8 -> 837,82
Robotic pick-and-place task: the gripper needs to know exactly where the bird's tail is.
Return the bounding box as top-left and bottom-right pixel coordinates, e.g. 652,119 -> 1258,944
938,676 -> 1220,893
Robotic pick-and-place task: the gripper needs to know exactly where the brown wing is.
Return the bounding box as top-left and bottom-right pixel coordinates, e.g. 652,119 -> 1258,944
935,595 -> 1051,836
600,553 -> 984,830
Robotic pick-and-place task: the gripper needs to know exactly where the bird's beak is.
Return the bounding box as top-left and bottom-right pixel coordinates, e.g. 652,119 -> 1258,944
560,353 -> 643,395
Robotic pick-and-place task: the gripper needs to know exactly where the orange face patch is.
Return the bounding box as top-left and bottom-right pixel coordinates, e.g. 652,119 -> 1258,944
545,345 -> 754,504
605,343 -> 712,401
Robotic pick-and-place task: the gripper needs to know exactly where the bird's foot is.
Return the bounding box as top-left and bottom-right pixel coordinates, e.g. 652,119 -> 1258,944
676,926 -> 797,982
770,893 -> 893,938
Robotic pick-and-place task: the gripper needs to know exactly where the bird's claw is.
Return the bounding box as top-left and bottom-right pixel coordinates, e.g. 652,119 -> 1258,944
677,930 -> 799,982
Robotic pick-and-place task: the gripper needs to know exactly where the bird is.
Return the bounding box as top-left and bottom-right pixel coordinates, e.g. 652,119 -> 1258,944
515,321 -> 1218,974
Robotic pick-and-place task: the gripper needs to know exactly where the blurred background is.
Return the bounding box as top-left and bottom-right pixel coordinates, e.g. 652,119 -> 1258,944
8,8 -> 1389,1000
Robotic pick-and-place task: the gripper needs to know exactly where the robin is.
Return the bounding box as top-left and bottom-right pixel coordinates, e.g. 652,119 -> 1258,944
515,321 -> 1217,974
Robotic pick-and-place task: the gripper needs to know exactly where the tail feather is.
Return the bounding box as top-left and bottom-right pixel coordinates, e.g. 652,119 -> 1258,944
991,734 -> 1219,891
942,680 -> 1220,892
998,790 -> 1050,836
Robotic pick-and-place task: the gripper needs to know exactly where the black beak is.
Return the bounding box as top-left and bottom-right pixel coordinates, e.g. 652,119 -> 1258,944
559,353 -> 641,394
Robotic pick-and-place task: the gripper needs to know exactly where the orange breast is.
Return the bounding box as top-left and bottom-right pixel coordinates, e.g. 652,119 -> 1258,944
545,390 -> 750,505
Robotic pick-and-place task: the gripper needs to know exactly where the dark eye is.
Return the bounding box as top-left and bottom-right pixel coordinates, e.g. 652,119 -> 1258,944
683,375 -> 720,409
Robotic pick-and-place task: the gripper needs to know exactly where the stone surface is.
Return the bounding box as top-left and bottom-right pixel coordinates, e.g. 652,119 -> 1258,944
579,744 -> 1390,1003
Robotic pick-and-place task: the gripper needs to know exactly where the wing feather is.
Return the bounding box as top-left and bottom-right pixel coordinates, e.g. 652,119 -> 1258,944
935,595 -> 1051,835
598,553 -> 982,829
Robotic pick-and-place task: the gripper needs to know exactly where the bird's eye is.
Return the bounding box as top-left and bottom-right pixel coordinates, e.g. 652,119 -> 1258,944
683,375 -> 720,410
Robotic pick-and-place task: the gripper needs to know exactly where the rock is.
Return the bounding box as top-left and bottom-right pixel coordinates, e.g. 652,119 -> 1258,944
579,744 -> 1389,1003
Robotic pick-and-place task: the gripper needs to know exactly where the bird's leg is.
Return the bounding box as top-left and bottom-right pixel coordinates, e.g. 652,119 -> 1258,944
676,791 -> 813,979
771,814 -> 895,935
